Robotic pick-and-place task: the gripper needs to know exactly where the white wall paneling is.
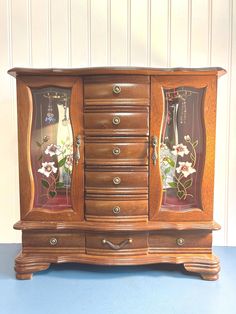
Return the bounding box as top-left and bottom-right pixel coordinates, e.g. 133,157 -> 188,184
0,0 -> 235,245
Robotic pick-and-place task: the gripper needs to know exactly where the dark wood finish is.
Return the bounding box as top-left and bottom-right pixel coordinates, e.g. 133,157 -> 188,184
10,67 -> 225,280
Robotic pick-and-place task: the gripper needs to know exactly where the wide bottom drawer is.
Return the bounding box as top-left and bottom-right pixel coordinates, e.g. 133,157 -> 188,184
86,232 -> 148,255
149,231 -> 212,254
22,231 -> 85,253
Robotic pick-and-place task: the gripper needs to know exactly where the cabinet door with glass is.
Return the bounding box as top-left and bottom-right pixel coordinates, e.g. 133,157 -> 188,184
17,76 -> 84,221
150,75 -> 217,221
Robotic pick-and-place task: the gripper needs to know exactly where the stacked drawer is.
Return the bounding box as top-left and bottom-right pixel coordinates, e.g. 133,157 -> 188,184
84,75 -> 150,223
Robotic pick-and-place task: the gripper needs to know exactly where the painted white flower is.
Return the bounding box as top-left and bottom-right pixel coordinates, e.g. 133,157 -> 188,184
45,144 -> 62,157
176,161 -> 196,178
172,143 -> 189,157
65,154 -> 73,170
184,135 -> 191,142
160,143 -> 168,150
38,162 -> 57,177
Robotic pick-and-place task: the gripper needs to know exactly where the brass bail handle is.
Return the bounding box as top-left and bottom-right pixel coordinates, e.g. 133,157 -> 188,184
75,135 -> 81,165
152,136 -> 158,166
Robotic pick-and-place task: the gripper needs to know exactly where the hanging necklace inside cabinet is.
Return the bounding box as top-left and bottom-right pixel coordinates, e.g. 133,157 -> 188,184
43,92 -> 56,124
61,94 -> 70,126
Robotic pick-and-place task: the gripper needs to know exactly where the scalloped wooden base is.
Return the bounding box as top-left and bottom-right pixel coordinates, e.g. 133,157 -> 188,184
15,251 -> 220,280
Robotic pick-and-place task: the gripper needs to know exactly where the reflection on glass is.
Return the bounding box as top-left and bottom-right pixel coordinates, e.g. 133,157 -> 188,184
31,87 -> 73,209
160,87 -> 205,210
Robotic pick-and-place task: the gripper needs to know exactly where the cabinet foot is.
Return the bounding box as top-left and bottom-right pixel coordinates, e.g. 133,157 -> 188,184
15,253 -> 51,280
184,257 -> 220,281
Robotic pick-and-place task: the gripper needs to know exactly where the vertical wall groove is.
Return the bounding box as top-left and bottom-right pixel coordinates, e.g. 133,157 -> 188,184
107,0 -> 111,65
87,0 -> 91,66
27,0 -> 32,66
47,0 -> 52,66
147,0 -> 151,66
207,0 -> 212,65
67,0 -> 72,67
224,0 -> 233,245
127,0 -> 131,65
187,0 -> 192,66
167,0 -> 171,66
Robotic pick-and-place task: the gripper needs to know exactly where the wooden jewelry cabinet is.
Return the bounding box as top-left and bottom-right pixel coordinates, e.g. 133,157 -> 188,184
8,67 -> 225,280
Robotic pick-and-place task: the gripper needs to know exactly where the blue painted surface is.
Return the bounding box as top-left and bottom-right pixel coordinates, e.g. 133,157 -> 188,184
0,245 -> 235,314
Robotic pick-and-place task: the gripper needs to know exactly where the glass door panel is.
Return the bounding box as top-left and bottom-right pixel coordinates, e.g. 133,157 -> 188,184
31,87 -> 73,209
160,87 -> 205,210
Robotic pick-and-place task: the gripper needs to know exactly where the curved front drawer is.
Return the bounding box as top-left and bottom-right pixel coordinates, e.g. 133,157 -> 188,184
84,75 -> 149,100
22,231 -> 85,253
86,232 -> 148,255
85,199 -> 148,222
85,171 -> 148,195
84,112 -> 149,136
85,142 -> 148,166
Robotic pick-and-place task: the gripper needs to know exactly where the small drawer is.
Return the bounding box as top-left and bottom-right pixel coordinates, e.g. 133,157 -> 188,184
85,199 -> 148,222
84,112 -> 149,136
149,231 -> 212,254
22,231 -> 85,253
86,232 -> 148,255
85,142 -> 148,166
85,171 -> 148,195
84,75 -> 149,100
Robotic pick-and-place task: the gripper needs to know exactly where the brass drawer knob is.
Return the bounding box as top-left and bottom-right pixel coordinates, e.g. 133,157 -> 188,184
113,147 -> 121,156
49,237 -> 58,246
112,206 -> 121,214
113,177 -> 121,185
112,116 -> 120,125
176,238 -> 185,246
113,85 -> 121,94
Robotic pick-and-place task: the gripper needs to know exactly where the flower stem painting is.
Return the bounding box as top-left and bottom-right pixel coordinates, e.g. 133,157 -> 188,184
31,87 -> 73,209
37,138 -> 73,199
161,86 -> 205,208
160,135 -> 198,200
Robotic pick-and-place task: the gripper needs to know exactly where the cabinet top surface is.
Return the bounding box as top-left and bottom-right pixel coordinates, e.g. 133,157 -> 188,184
8,66 -> 226,78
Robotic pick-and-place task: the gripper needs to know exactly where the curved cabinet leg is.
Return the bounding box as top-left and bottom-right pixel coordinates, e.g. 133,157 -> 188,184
15,253 -> 51,280
184,256 -> 220,281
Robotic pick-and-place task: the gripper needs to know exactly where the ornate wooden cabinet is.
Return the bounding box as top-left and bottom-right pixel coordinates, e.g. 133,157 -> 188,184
8,67 -> 226,280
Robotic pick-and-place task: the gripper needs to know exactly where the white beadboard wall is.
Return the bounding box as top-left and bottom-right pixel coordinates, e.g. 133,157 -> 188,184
0,0 -> 235,245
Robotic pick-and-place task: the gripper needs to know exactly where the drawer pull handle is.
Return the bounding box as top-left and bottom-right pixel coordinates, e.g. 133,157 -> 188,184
176,238 -> 185,246
113,85 -> 121,94
112,206 -> 121,214
49,237 -> 58,246
152,135 -> 158,165
113,177 -> 121,185
75,135 -> 81,165
113,147 -> 121,156
112,116 -> 120,125
102,238 -> 132,250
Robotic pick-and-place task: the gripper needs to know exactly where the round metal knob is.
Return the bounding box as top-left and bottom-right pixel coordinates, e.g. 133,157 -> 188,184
113,85 -> 121,94
113,177 -> 121,185
113,147 -> 121,156
112,116 -> 120,125
49,237 -> 58,246
112,206 -> 121,214
176,238 -> 185,246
